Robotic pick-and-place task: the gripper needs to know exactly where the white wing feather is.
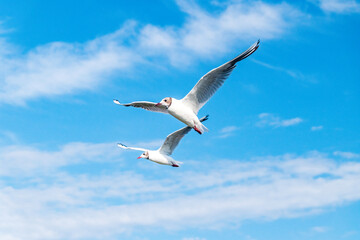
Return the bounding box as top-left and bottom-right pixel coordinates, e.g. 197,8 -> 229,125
117,143 -> 148,152
181,40 -> 260,113
114,99 -> 168,114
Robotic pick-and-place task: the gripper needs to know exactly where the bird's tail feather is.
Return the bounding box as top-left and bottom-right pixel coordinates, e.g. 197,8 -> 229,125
170,160 -> 183,167
198,122 -> 209,133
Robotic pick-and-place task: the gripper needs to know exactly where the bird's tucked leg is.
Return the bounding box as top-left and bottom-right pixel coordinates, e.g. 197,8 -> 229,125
193,125 -> 202,135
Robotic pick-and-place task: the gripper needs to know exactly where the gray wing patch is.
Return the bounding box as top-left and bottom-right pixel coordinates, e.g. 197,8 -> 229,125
182,40 -> 260,113
159,115 -> 209,155
114,99 -> 168,114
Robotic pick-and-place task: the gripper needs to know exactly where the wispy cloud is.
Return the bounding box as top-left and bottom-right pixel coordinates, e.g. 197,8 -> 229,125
311,126 -> 323,131
0,22 -> 140,106
333,151 -> 360,159
217,125 -> 239,138
0,142 -> 121,176
253,59 -> 317,83
312,0 -> 360,13
342,230 -> 358,238
0,1 -> 304,105
312,226 -> 328,233
183,238 -> 207,240
256,113 -> 303,128
140,0 -> 302,64
1,143 -> 360,239
0,130 -> 20,145
122,139 -> 165,150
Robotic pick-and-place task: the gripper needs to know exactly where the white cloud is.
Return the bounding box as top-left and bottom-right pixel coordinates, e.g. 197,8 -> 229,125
311,126 -> 323,131
342,230 -> 358,238
0,22 -> 140,105
0,144 -> 360,239
312,226 -> 328,233
0,1 -> 304,105
0,131 -> 19,144
257,113 -> 303,128
314,0 -> 360,13
333,151 -> 360,159
217,125 -> 239,138
253,59 -> 318,83
129,139 -> 164,149
0,142 -> 121,176
140,0 -> 302,65
183,238 -> 206,240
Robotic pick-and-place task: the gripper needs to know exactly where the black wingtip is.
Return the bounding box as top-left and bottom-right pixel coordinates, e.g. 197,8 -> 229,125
231,40 -> 260,64
200,114 -> 209,122
252,39 -> 260,51
255,39 -> 260,49
117,143 -> 127,148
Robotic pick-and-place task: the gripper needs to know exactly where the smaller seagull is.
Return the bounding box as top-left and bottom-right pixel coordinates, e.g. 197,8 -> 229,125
117,115 -> 209,167
114,40 -> 259,134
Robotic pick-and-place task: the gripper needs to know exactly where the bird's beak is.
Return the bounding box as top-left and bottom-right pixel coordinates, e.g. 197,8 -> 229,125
155,102 -> 162,106
137,156 -> 142,159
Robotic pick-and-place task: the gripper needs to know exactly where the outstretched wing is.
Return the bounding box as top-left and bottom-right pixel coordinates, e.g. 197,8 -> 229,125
159,115 -> 209,156
113,99 -> 168,114
117,143 -> 148,152
181,40 -> 260,113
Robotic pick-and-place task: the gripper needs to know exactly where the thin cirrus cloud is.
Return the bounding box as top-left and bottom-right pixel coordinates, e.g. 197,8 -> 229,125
312,0 -> 360,13
217,125 -> 240,138
0,142 -> 360,239
333,151 -> 360,159
0,142 -> 121,177
312,226 -> 329,233
311,125 -> 324,131
0,0 -> 303,106
252,59 -> 318,83
256,113 -> 303,128
182,238 -> 206,240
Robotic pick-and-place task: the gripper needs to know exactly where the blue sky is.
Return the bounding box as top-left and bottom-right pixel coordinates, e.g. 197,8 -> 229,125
0,0 -> 359,239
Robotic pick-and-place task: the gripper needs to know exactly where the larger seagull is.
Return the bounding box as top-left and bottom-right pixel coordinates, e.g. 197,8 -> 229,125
118,115 -> 209,167
114,40 -> 260,134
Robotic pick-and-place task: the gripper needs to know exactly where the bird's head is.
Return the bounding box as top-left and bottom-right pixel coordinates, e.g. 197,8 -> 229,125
137,151 -> 149,159
155,97 -> 172,108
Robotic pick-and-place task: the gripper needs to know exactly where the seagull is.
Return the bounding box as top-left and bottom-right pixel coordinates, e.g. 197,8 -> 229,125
114,40 -> 259,134
118,115 -> 209,167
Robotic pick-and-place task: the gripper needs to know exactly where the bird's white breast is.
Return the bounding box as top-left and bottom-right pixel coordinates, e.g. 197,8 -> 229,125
148,151 -> 173,165
168,99 -> 198,127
